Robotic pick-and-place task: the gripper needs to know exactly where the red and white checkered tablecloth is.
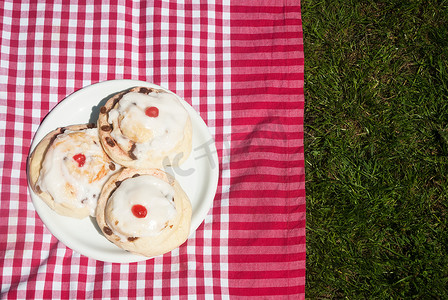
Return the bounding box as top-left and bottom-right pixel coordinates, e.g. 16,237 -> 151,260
0,0 -> 305,298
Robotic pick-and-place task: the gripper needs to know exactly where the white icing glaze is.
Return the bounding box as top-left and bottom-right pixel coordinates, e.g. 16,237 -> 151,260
107,109 -> 119,124
108,91 -> 189,159
105,175 -> 177,237
37,128 -> 119,216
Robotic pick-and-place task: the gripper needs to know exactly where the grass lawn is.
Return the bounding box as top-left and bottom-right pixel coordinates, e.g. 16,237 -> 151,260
302,0 -> 448,298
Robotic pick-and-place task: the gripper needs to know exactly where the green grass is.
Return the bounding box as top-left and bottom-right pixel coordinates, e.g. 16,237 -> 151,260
302,0 -> 448,298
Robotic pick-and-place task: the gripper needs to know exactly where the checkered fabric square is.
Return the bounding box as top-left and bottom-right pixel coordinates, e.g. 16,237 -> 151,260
0,0 -> 305,298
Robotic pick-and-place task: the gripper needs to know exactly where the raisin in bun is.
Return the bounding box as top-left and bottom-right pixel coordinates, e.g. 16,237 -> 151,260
96,168 -> 192,257
28,124 -> 120,219
97,86 -> 192,169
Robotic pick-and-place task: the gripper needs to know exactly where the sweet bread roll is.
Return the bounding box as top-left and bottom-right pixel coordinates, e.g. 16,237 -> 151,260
95,168 -> 192,257
97,86 -> 192,169
28,124 -> 120,219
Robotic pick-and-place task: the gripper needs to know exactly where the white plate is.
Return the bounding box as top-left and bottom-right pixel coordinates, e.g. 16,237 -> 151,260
27,80 -> 219,263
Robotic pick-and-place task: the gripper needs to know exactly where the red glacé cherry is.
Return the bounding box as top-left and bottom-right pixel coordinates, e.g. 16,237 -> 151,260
72,153 -> 86,167
132,204 -> 147,218
145,106 -> 159,117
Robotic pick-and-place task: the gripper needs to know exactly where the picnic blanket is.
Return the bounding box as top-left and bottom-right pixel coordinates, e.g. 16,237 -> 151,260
0,0 -> 305,298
